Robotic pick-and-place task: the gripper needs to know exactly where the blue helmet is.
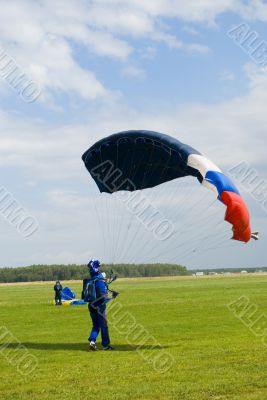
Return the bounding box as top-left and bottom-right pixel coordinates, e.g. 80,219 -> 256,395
88,259 -> 101,277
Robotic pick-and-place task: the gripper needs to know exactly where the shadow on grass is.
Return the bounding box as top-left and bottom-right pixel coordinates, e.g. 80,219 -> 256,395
0,342 -> 170,352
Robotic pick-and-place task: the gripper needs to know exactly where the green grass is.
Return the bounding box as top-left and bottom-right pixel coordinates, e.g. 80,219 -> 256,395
1,275 -> 267,399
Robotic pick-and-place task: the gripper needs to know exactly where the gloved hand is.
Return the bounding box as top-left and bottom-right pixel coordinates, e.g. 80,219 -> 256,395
112,291 -> 119,298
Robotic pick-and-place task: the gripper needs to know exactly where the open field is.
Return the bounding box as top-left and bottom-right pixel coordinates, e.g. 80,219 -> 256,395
1,275 -> 267,400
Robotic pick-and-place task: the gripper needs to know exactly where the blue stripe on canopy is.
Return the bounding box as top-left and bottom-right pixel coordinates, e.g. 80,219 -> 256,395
205,171 -> 240,196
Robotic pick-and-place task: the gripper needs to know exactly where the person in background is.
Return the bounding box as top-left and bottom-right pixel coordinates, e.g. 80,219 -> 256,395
54,280 -> 63,305
87,260 -> 113,351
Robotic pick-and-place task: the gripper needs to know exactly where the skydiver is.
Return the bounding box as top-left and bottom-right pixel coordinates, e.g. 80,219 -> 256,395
87,260 -> 113,351
54,280 -> 63,305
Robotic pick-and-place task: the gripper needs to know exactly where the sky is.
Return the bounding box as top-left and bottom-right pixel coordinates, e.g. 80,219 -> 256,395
0,0 -> 266,269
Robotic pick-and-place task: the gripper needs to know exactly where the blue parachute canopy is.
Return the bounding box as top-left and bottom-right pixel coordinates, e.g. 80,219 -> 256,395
61,287 -> 76,301
82,130 -> 202,193
70,300 -> 87,306
82,130 -> 251,243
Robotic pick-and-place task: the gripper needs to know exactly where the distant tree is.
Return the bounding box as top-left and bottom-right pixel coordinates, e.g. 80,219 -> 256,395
0,263 -> 189,283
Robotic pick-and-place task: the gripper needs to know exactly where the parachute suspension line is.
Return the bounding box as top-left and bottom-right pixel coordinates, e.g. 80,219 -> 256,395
126,156 -> 201,263
124,154 -> 209,264
178,197 -> 218,235
183,234 -> 233,262
165,189 -> 212,240
176,219 -> 227,261
107,146 -> 128,264
191,221 -> 236,254
108,186 -> 120,263
109,194 -> 118,264
109,141 -> 132,263
148,217 -> 229,266
158,178 -> 206,233
175,181 -> 246,253
142,194 -> 226,264
103,193 -> 112,263
112,139 -> 149,263
120,150 -> 170,263
110,141 -> 121,263
164,180 -> 214,235
124,146 -> 175,263
190,241 -> 238,256
136,181 -> 216,264
180,164 -> 246,257
166,195 -> 221,253
174,210 -> 228,258
165,235 -> 232,266
110,195 -> 117,264
127,178 -> 205,264
157,184 -> 228,262
119,143 -> 158,263
94,147 -> 104,260
172,220 -> 230,263
169,228 -> 235,266
170,186 -> 213,230
114,139 -> 146,263
177,214 -> 233,262
112,140 -> 137,263
89,180 -> 108,262
143,213 -> 221,264
112,144 -> 134,261
99,145 -> 119,263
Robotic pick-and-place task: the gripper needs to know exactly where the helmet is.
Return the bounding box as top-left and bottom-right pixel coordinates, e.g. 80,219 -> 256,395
94,260 -> 101,267
88,259 -> 101,277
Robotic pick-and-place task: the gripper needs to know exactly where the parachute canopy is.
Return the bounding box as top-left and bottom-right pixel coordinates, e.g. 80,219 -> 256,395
57,287 -> 87,306
61,287 -> 76,301
82,130 -> 251,243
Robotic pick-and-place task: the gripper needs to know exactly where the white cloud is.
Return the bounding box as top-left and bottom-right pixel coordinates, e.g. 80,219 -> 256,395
141,46 -> 157,59
219,70 -> 236,81
46,190 -> 91,210
185,43 -> 211,54
235,0 -> 267,22
0,0 -> 264,104
89,0 -> 236,24
151,32 -> 183,49
0,63 -> 266,176
121,66 -> 145,78
182,26 -> 200,36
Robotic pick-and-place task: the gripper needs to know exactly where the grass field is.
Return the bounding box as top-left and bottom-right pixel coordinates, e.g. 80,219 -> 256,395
1,275 -> 267,400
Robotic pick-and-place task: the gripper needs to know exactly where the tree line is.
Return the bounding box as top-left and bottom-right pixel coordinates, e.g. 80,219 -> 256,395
0,264 -> 189,283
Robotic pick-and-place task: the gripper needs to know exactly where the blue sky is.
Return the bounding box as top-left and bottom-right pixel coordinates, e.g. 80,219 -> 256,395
0,0 -> 266,268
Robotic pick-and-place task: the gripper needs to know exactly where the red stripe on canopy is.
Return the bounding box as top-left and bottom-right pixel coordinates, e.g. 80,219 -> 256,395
220,191 -> 251,243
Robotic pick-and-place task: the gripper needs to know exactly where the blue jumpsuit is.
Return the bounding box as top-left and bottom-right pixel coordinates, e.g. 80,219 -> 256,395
88,279 -> 110,347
